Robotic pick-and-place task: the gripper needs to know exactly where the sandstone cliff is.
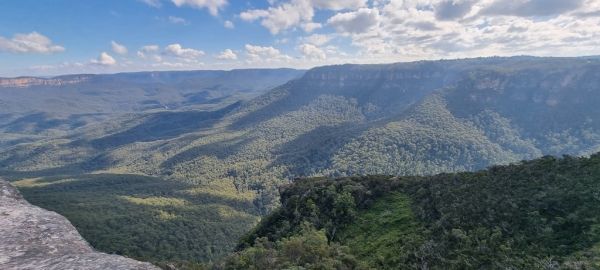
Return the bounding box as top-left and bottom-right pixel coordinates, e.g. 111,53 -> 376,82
0,76 -> 90,88
0,180 -> 159,270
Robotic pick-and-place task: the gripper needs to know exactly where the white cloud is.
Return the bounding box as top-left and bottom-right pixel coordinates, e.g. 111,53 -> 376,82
217,49 -> 238,60
245,44 -> 280,58
29,62 -> 84,72
141,45 -> 160,53
0,32 -> 65,54
152,55 -> 163,62
224,20 -> 235,29
303,34 -> 333,46
111,41 -> 128,55
171,0 -> 228,16
301,22 -> 322,32
15,0 -> 600,74
239,0 -> 370,35
319,0 -> 600,63
240,0 -> 314,34
136,45 -> 160,58
325,45 -> 345,56
481,0 -> 585,17
91,52 -> 117,66
311,0 -> 366,10
298,43 -> 326,59
245,44 -> 292,62
152,61 -> 187,68
434,0 -> 477,21
168,16 -> 189,25
240,9 -> 270,21
164,43 -> 205,60
139,0 -> 162,7
328,8 -> 380,34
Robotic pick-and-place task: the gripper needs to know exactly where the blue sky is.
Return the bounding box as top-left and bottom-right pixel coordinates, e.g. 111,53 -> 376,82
1,0 -> 599,76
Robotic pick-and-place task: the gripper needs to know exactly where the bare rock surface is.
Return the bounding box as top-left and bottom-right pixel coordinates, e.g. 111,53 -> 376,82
0,76 -> 90,88
0,179 -> 160,270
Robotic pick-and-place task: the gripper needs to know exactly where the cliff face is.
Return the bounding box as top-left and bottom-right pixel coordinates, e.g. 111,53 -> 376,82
0,180 -> 159,270
0,76 -> 91,88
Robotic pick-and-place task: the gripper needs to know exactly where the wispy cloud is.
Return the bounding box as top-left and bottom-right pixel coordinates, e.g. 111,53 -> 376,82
111,41 -> 128,55
168,16 -> 189,25
170,0 -> 228,16
139,0 -> 162,8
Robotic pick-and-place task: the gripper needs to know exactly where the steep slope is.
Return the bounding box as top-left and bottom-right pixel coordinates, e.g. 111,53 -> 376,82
0,179 -> 159,270
329,95 -> 518,176
225,153 -> 600,269
267,56 -> 600,178
442,66 -> 600,155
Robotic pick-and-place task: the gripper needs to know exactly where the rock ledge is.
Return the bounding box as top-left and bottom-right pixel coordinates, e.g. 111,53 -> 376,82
0,180 -> 159,270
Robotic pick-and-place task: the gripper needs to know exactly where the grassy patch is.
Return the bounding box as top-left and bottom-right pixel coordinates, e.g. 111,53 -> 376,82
182,180 -> 256,203
339,192 -> 427,269
13,177 -> 78,187
119,196 -> 189,207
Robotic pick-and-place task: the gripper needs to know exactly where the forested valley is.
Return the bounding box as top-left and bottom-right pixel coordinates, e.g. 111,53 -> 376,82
2,56 -> 600,267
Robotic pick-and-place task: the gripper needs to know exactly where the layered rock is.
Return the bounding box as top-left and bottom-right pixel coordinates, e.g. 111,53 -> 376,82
0,76 -> 90,88
0,180 -> 159,270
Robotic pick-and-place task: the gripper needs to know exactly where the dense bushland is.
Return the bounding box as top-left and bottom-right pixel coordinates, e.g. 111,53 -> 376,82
224,153 -> 600,269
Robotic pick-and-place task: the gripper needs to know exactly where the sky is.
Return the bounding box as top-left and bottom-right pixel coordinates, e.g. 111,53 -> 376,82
1,0 -> 600,77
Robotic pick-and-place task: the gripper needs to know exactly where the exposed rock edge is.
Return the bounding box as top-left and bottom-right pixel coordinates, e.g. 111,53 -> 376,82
0,180 -> 159,270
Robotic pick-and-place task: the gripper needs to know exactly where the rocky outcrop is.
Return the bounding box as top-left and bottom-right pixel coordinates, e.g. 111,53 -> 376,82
0,180 -> 159,270
0,76 -> 90,88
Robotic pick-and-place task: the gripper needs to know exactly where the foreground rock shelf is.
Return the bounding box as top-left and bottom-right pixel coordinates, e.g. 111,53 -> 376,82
0,180 -> 159,270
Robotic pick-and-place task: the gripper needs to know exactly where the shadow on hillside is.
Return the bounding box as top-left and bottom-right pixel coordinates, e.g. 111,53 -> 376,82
1,112 -> 109,133
269,123 -> 368,177
0,165 -> 88,181
230,81 -> 314,129
89,102 -> 241,149
159,136 -> 250,171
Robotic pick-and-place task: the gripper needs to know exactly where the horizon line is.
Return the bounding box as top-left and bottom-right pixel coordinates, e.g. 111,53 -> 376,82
2,54 -> 599,79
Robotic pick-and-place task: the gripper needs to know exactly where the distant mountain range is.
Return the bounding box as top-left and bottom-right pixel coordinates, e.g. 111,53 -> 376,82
4,56 -> 600,182
0,69 -> 304,148
0,69 -> 304,113
2,56 -> 600,264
